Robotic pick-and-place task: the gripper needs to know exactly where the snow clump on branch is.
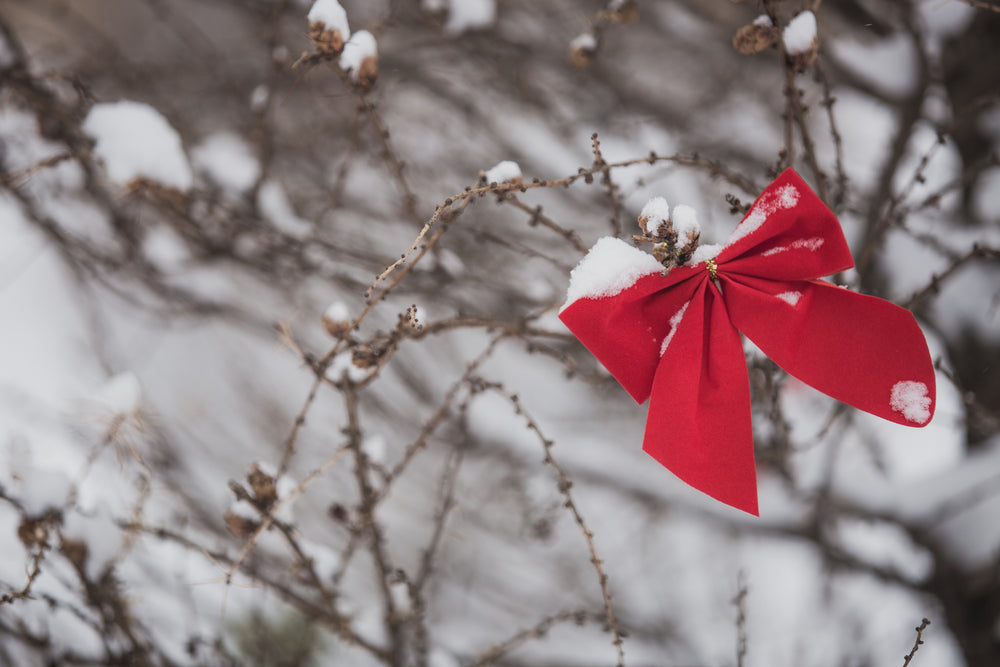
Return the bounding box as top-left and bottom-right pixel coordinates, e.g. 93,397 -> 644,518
783,11 -> 818,71
83,101 -> 192,191
308,0 -> 350,56
483,160 -> 522,185
340,30 -> 379,91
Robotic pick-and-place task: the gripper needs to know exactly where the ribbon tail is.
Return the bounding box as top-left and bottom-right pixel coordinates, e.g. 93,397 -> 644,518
723,275 -> 936,426
644,282 -> 758,515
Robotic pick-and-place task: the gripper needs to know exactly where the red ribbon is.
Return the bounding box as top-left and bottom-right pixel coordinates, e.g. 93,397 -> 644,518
559,169 -> 935,515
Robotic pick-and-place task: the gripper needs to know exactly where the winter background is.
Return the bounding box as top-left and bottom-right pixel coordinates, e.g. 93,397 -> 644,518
1,0 -> 999,665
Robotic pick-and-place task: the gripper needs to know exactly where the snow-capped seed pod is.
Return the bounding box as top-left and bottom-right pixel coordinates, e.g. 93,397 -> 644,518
246,461 -> 278,511
783,11 -> 818,72
671,205 -> 701,264
606,0 -> 638,25
637,196 -> 673,239
322,301 -> 352,337
340,30 -> 378,91
733,15 -> 778,55
308,0 -> 351,57
225,501 -> 260,538
568,33 -> 598,68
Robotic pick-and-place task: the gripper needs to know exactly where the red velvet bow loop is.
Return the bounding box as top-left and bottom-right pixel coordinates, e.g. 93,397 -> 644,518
559,169 -> 936,515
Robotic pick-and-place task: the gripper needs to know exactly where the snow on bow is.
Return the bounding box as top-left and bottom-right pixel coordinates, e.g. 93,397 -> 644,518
559,169 -> 935,515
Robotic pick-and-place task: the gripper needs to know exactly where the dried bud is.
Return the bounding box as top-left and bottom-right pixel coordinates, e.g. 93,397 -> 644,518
307,0 -> 350,57
322,301 -> 352,337
568,33 -> 598,68
17,517 -> 49,550
351,345 -> 381,369
60,537 -> 89,570
733,15 -> 778,55
356,55 -> 378,91
225,508 -> 259,539
783,11 -> 818,72
310,22 -> 346,57
246,462 -> 278,511
606,0 -> 638,25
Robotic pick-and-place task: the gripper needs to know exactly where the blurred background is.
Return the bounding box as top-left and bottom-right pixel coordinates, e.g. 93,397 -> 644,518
1,0 -> 998,665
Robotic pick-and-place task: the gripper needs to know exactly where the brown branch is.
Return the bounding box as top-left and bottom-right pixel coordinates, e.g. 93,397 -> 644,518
902,618 -> 931,666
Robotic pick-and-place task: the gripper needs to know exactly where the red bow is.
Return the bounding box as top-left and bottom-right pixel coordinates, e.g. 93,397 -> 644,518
559,169 -> 935,515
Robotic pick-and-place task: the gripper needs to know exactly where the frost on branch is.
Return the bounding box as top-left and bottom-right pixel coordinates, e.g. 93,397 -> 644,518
339,30 -> 378,91
83,101 -> 192,191
308,0 -> 350,56
783,11 -> 818,71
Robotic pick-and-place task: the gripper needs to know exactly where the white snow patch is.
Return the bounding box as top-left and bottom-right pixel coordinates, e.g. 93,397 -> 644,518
762,236 -> 825,256
689,243 -> 722,265
339,30 -> 376,78
570,33 -> 597,51
323,301 -> 350,323
250,84 -> 269,112
753,14 -> 773,28
62,508 -> 123,580
92,372 -> 143,419
890,380 -> 931,424
775,291 -> 802,306
444,0 -> 496,34
783,11 -> 817,55
639,196 -> 669,232
671,204 -> 700,239
12,465 -> 71,515
307,0 -> 350,39
83,101 -> 192,190
228,498 -> 259,522
274,473 -> 297,522
562,237 -> 663,310
484,160 -> 522,184
257,180 -> 312,238
299,538 -> 341,582
659,301 -> 690,356
726,184 -> 800,246
326,351 -> 372,383
191,132 -> 260,193
362,434 -> 387,464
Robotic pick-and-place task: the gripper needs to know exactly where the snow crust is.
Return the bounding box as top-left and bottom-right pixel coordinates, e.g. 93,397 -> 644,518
562,237 -> 662,310
783,11 -> 817,55
340,30 -> 377,77
308,0 -> 350,38
890,380 -> 932,424
484,160 -> 522,184
83,101 -> 192,190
